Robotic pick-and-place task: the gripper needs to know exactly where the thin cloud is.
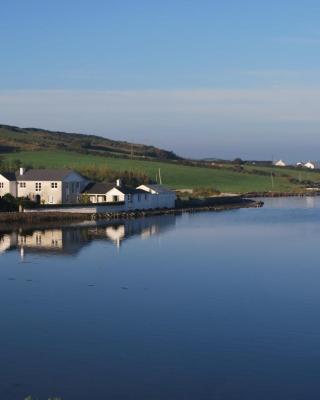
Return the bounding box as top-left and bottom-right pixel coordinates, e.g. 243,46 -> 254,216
278,35 -> 320,45
0,88 -> 320,158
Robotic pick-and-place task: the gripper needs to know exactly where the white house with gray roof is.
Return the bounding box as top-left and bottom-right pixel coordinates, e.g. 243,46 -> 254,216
83,179 -> 154,209
0,168 -> 88,204
83,180 -> 176,209
0,168 -> 176,209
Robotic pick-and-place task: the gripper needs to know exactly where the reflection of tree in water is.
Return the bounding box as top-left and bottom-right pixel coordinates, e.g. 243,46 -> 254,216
0,215 -> 176,259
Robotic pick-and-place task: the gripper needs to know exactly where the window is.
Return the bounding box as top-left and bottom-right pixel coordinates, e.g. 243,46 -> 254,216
127,194 -> 132,203
144,194 -> 148,200
72,183 -> 75,194
138,194 -> 141,202
51,182 -> 58,189
0,183 -> 3,188
35,182 -> 42,192
20,182 -> 26,188
113,195 -> 119,202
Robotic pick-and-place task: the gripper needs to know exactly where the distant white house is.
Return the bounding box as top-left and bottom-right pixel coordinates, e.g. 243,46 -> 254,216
274,159 -> 286,167
304,161 -> 318,170
0,168 -> 88,204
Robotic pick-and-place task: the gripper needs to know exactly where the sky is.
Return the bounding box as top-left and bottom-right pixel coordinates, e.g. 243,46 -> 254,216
1,0 -> 320,160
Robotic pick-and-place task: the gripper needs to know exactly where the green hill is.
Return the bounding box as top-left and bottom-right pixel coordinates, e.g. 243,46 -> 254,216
0,124 -> 180,161
1,124 -> 319,193
2,149 -> 320,193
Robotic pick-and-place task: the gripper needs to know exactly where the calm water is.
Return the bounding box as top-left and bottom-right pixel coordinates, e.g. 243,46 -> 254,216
1,198 -> 320,399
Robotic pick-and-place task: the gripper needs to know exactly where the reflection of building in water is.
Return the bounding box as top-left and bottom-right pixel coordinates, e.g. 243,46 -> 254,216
0,228 -> 89,259
0,214 -> 176,258
17,229 -> 63,249
88,215 -> 176,248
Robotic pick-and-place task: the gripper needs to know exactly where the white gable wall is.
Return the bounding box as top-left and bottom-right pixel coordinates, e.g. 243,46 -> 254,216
106,187 -> 126,203
0,175 -> 17,197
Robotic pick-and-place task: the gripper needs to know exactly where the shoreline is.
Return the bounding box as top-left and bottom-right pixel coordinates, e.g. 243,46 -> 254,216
245,191 -> 320,198
0,198 -> 262,229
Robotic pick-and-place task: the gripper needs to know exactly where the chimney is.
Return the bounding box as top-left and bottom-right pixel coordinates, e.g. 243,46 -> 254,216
116,178 -> 121,187
19,167 -> 25,176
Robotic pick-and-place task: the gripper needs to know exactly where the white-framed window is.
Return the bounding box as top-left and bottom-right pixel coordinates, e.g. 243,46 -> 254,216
51,182 -> 58,189
35,182 -> 42,192
20,182 -> 26,188
0,183 -> 3,188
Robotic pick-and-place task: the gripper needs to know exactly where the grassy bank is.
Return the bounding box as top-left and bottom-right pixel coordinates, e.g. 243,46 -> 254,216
2,150 -> 320,193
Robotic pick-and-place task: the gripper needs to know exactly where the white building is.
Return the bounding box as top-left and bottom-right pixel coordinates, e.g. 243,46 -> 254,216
0,168 -> 88,204
83,180 -> 176,210
83,180 -> 152,210
274,160 -> 286,167
304,161 -> 318,170
137,184 -> 177,208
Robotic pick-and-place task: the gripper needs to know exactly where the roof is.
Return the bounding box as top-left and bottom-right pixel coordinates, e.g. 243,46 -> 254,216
0,172 -> 17,181
83,182 -> 114,194
83,182 -> 145,195
116,185 -> 145,195
139,184 -> 173,194
16,169 -> 76,181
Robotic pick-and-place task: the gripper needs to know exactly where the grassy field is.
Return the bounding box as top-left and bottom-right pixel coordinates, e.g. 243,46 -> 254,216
2,150 -> 320,193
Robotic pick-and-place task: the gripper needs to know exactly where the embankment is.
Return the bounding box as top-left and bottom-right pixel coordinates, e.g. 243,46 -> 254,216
0,197 -> 262,227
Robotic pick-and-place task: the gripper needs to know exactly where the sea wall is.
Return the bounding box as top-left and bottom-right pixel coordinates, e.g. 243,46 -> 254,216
0,197 -> 262,225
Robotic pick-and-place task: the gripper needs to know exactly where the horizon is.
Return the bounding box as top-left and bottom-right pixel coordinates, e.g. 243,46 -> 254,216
1,1 -> 320,160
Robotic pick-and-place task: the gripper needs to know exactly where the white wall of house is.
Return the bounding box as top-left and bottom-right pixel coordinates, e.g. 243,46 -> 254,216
106,188 -> 156,210
105,187 -> 126,203
0,175 -> 17,197
16,172 -> 88,204
17,180 -> 63,204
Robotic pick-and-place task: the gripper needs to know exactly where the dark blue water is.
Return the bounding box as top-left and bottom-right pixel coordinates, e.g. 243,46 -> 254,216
1,198 -> 320,400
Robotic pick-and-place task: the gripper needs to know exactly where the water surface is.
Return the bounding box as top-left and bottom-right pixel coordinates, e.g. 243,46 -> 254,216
1,198 -> 320,399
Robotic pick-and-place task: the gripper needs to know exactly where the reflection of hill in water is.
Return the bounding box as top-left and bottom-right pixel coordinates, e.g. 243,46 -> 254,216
0,215 -> 176,258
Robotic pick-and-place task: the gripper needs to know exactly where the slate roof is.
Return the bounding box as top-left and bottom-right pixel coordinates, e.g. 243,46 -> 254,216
0,172 -> 17,181
83,182 -> 145,195
16,169 -> 76,181
83,182 -> 115,194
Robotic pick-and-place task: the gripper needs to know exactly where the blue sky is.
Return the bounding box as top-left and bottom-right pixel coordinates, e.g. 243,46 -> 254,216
1,0 -> 320,160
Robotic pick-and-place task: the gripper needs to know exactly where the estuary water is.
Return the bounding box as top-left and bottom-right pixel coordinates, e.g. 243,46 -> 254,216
1,197 -> 320,399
